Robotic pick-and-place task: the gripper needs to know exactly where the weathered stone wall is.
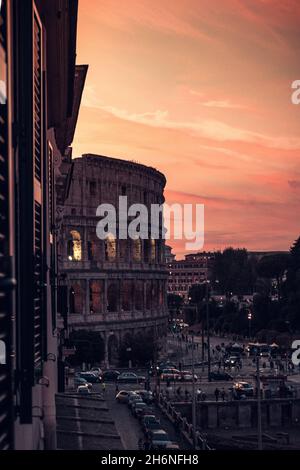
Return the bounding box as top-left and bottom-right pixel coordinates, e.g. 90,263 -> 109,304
173,399 -> 300,430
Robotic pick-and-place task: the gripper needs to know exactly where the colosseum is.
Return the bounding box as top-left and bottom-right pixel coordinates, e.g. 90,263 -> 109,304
58,154 -> 169,366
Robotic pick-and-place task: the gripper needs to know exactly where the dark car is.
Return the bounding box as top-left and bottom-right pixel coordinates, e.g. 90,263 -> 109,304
132,402 -> 150,419
149,430 -> 173,450
224,356 -> 242,368
117,372 -> 145,384
102,370 -> 120,381
78,372 -> 101,383
142,415 -> 162,435
136,390 -> 154,404
209,371 -> 233,381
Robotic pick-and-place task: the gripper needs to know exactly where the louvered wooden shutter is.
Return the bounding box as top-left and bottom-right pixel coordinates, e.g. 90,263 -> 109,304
32,8 -> 44,370
0,0 -> 13,450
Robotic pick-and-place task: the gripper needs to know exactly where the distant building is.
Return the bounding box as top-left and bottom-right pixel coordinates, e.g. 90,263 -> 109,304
165,245 -> 175,263
58,154 -> 169,367
0,0 -> 84,450
167,252 -> 215,299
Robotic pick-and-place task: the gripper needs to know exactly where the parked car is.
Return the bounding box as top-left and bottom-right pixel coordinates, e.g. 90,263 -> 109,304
165,443 -> 180,449
102,370 -> 120,381
158,362 -> 177,374
180,371 -> 198,382
160,369 -> 181,381
149,430 -> 173,450
232,381 -> 254,398
135,390 -> 154,404
90,367 -> 103,377
225,356 -> 242,368
74,377 -> 93,390
77,385 -> 91,395
116,390 -> 137,404
132,402 -> 151,419
209,371 -> 233,381
79,372 -> 101,383
117,372 -> 145,384
142,415 -> 161,435
128,394 -> 143,410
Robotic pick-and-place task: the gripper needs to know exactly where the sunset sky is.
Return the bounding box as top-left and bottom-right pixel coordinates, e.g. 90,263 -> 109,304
73,0 -> 300,258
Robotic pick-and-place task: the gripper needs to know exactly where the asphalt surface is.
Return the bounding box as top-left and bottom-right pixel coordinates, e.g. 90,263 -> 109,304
93,382 -> 189,450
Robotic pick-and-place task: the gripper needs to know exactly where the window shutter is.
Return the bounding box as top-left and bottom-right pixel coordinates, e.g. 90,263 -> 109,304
0,0 -> 13,450
32,9 -> 44,370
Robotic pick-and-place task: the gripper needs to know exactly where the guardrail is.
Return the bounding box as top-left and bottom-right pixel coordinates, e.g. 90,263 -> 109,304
157,393 -> 213,450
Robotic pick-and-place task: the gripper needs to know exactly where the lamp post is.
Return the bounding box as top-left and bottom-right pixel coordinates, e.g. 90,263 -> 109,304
191,334 -> 197,449
206,278 -> 211,382
256,354 -> 263,450
248,311 -> 252,339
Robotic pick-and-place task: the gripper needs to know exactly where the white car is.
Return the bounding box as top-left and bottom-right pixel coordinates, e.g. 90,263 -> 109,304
181,371 -> 198,382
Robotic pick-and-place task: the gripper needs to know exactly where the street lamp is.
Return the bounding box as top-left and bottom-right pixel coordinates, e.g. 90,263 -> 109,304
191,334 -> 197,449
205,279 -> 211,382
248,311 -> 252,339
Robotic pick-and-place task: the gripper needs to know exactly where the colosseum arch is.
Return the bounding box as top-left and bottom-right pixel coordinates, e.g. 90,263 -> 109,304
68,230 -> 82,261
121,279 -> 133,311
105,233 -> 116,261
69,282 -> 83,313
107,281 -> 119,312
134,280 -> 144,311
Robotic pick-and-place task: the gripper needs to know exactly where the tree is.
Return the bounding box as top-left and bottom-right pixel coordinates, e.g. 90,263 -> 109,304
67,330 -> 105,366
167,293 -> 183,315
257,253 -> 290,299
212,248 -> 256,295
119,331 -> 156,366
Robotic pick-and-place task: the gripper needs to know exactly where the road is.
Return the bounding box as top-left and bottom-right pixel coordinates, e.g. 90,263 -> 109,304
93,382 -> 189,450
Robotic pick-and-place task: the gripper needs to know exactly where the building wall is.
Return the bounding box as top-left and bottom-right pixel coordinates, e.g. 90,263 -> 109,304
59,154 -> 169,366
168,252 -> 214,299
0,0 -> 81,450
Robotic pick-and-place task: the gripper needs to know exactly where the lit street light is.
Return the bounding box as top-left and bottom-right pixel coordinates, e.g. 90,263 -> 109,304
248,311 -> 253,339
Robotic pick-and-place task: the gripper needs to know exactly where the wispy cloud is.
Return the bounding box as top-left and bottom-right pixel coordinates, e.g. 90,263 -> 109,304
200,99 -> 244,109
81,87 -> 300,150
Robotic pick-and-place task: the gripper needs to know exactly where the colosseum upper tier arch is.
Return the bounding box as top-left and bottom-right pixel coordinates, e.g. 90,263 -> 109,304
58,154 -> 169,366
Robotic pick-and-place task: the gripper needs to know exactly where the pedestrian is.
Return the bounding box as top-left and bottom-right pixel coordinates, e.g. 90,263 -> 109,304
102,381 -> 106,394
221,388 -> 226,402
176,386 -> 182,398
214,387 -> 220,402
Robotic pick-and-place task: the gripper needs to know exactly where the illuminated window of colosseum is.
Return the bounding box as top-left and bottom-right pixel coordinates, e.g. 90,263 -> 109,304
133,237 -> 142,262
105,234 -> 116,261
150,239 -> 156,262
69,230 -> 82,261
89,280 -> 103,313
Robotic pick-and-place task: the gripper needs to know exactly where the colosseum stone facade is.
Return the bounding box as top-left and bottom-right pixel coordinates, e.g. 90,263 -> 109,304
58,154 -> 169,366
